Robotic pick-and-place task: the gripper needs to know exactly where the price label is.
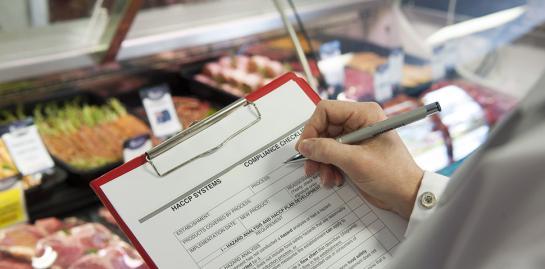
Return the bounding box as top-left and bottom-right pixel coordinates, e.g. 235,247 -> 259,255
388,48 -> 404,85
123,134 -> 152,162
140,84 -> 182,138
431,44 -> 457,80
1,119 -> 54,175
374,63 -> 394,102
319,40 -> 345,99
0,179 -> 28,229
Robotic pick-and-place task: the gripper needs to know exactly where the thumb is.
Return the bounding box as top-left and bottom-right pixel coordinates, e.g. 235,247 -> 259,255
298,138 -> 355,168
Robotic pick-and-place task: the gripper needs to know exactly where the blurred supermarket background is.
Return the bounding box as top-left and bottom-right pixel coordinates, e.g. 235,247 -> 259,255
0,0 -> 544,267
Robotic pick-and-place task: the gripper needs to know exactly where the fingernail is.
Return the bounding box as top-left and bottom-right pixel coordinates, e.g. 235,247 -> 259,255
299,139 -> 312,157
335,173 -> 343,187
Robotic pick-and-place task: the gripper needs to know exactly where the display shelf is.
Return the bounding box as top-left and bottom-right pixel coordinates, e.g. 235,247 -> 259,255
0,0 -> 383,83
27,180 -> 99,221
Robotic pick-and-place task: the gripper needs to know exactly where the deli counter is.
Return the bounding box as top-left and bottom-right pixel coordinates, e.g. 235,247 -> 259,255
0,0 -> 544,268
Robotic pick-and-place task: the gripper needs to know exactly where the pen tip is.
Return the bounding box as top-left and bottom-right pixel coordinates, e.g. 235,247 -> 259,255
425,102 -> 441,113
435,102 -> 442,112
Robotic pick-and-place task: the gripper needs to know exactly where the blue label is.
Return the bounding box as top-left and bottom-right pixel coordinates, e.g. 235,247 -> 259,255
0,118 -> 34,136
123,134 -> 151,150
140,84 -> 171,100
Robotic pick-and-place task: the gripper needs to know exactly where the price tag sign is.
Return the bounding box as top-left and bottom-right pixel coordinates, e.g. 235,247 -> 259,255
123,134 -> 152,162
431,45 -> 446,80
374,63 -> 394,102
1,119 -> 54,175
388,48 -> 405,86
431,44 -> 457,80
140,84 -> 182,138
0,179 -> 28,229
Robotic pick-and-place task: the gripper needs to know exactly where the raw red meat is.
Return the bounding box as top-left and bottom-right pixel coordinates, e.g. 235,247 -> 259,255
248,55 -> 270,73
70,224 -> 112,250
427,80 -> 518,125
194,74 -> 218,88
68,241 -> 148,269
195,54 -> 288,96
202,63 -> 222,79
35,223 -> 113,268
98,207 -> 117,226
0,253 -> 31,269
343,67 -> 374,101
0,224 -> 46,249
1,219 -> 147,269
35,218 -> 64,235
263,61 -> 284,78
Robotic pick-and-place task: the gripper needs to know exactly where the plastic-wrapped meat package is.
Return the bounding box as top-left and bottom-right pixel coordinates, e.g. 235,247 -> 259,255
68,241 -> 148,269
383,96 -> 450,171
0,224 -> 46,249
34,218 -> 65,235
339,52 -> 388,101
0,224 -> 47,260
422,85 -> 490,161
0,218 -> 85,262
343,67 -> 374,101
1,219 -> 148,269
429,80 -> 517,125
195,54 -> 287,96
34,223 -> 113,268
0,253 -> 32,269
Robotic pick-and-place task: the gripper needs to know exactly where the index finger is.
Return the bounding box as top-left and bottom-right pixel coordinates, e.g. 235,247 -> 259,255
296,100 -> 385,148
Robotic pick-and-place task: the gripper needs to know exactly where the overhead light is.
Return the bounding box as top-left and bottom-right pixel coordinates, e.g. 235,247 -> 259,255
426,6 -> 526,46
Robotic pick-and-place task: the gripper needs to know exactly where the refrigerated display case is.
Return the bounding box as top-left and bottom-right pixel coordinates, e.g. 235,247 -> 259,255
0,0 -> 544,267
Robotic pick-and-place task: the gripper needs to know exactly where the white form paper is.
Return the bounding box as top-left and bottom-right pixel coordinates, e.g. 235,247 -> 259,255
99,80 -> 407,269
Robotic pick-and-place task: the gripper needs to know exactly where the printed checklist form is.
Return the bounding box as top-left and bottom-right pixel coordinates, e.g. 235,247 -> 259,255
91,73 -> 407,269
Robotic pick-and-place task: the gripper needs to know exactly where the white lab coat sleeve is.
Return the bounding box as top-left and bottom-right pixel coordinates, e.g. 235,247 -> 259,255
404,171 -> 449,237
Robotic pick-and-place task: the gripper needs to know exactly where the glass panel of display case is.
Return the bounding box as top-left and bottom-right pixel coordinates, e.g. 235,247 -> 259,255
0,0 -> 135,82
281,0 -> 544,171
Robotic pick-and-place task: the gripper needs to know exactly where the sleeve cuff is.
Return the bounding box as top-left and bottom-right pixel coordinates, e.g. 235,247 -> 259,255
405,171 -> 449,237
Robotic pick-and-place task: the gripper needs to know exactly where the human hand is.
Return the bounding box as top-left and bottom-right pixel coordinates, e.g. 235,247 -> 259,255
296,100 -> 424,219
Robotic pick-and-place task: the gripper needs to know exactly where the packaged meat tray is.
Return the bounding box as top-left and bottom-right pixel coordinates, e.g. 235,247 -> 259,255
0,217 -> 148,269
183,54 -> 291,98
426,80 -> 518,126
313,35 -> 433,101
421,80 -> 517,161
109,70 -> 232,146
0,92 -> 151,182
341,52 -> 433,101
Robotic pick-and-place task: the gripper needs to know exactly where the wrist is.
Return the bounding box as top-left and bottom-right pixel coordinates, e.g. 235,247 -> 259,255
394,168 -> 424,219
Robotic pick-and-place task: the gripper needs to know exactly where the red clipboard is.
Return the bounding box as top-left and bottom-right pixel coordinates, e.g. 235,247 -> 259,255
90,72 -> 320,268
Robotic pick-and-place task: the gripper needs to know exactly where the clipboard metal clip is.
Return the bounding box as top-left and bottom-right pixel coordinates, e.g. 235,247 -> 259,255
145,99 -> 261,176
